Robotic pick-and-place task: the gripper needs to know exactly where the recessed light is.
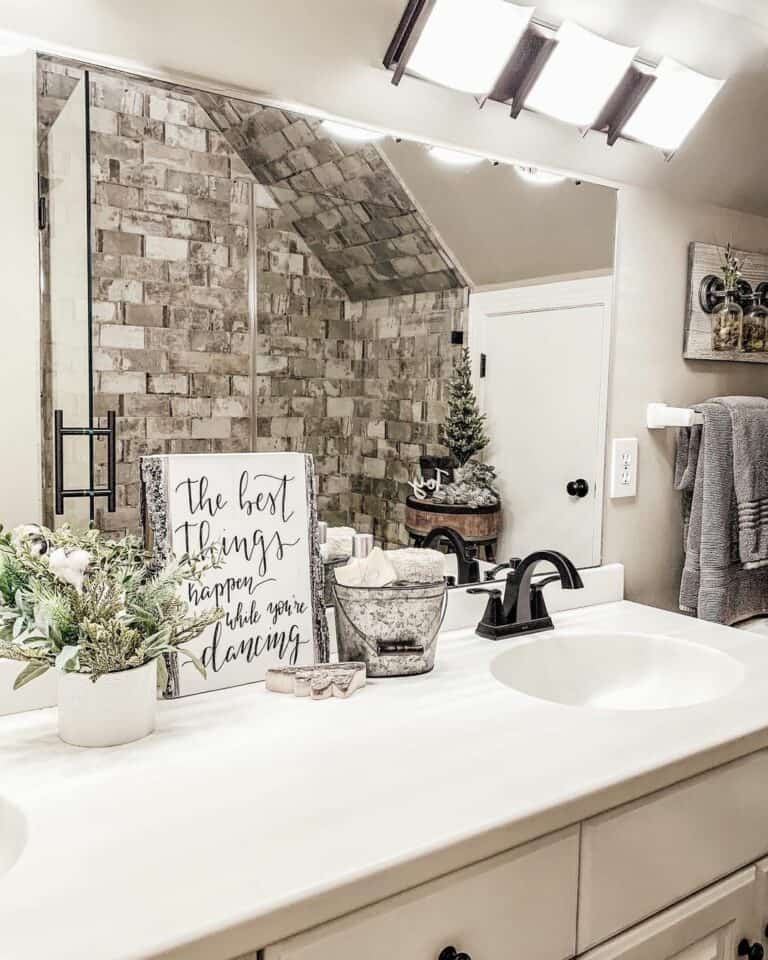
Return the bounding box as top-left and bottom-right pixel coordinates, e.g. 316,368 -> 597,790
428,146 -> 486,167
524,22 -> 638,129
514,165 -> 567,185
620,57 -> 723,153
321,120 -> 388,143
406,0 -> 534,96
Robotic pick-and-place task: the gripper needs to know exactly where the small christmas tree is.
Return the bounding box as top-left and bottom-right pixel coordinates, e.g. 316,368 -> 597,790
439,349 -> 489,467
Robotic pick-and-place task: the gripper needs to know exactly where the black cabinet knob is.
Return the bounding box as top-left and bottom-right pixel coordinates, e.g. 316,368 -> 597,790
738,939 -> 764,960
566,478 -> 589,498
438,948 -> 471,960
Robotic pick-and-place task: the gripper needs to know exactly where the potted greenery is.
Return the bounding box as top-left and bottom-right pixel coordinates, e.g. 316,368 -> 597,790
406,349 -> 501,550
0,524 -> 221,747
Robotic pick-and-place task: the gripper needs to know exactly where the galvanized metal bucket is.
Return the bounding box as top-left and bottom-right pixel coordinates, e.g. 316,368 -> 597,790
332,579 -> 448,678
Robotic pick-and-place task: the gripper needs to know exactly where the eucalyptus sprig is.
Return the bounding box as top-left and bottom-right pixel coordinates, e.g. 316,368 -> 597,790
0,524 -> 223,689
720,242 -> 748,292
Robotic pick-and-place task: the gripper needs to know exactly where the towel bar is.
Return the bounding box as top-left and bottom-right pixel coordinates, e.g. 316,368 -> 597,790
647,403 -> 705,429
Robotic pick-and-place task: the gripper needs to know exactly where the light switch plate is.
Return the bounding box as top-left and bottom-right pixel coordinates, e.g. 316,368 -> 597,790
610,438 -> 638,498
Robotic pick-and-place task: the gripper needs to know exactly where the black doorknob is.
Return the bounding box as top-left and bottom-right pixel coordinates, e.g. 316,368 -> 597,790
738,939 -> 764,960
438,948 -> 471,960
566,478 -> 589,498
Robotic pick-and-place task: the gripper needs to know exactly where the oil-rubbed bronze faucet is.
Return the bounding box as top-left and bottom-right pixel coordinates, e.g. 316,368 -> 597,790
420,526 -> 480,585
469,550 -> 583,639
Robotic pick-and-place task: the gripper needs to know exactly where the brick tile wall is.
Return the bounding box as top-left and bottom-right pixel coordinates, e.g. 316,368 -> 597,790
253,192 -> 468,543
194,92 -> 468,300
347,289 -> 468,546
39,58 -> 468,547
39,59 -> 253,535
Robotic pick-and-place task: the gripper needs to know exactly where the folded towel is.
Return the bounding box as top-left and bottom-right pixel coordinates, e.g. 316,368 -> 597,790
386,548 -> 446,584
677,402 -> 768,623
323,526 -> 355,561
712,396 -> 768,569
334,547 -> 398,588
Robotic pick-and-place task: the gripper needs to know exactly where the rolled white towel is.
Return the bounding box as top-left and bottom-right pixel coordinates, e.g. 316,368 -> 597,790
334,547 -> 398,588
323,526 -> 356,561
387,548 -> 447,584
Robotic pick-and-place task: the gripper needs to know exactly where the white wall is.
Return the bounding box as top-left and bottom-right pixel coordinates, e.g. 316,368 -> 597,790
0,51 -> 42,529
604,187 -> 768,610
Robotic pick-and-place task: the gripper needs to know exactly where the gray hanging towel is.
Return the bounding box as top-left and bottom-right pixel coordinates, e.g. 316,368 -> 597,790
712,396 -> 768,569
673,420 -> 701,554
676,402 -> 768,624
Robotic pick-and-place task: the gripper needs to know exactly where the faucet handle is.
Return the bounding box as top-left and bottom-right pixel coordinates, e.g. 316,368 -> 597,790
467,588 -> 504,629
530,578 -> 560,621
534,574 -> 562,589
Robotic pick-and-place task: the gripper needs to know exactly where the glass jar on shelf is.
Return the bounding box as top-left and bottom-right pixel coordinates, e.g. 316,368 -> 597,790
742,294 -> 768,353
712,290 -> 743,352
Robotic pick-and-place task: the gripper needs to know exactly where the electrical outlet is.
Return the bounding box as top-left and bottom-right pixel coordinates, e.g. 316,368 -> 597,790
610,438 -> 638,499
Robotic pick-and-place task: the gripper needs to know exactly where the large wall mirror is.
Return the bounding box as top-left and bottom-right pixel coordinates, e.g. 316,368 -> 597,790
36,55 -> 616,579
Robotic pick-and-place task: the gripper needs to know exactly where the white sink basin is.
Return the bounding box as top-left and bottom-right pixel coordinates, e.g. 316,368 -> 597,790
491,631 -> 745,710
0,798 -> 26,879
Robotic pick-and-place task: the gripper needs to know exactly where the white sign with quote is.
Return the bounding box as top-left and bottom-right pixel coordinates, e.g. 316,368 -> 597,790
141,452 -> 327,698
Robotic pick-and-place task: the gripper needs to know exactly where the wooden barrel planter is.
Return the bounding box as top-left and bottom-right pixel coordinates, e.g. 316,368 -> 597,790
405,495 -> 501,551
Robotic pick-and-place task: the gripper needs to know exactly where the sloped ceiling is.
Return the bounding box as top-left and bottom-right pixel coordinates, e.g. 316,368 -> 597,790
7,0 -> 768,216
381,139 -> 616,286
194,92 -> 468,300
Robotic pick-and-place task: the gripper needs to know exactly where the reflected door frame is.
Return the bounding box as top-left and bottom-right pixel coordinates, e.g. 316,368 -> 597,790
469,274 -> 613,569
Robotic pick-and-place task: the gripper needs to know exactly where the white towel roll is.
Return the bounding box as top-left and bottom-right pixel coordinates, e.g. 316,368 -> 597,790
334,547 -> 398,588
386,548 -> 447,584
323,526 -> 356,561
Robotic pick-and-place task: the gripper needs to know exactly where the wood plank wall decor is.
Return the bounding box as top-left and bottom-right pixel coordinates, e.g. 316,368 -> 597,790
685,241 -> 768,363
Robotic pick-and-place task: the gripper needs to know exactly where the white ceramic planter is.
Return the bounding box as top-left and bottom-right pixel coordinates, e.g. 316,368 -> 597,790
57,660 -> 157,748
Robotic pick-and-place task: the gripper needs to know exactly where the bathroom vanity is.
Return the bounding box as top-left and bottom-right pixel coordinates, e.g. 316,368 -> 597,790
4,582 -> 768,960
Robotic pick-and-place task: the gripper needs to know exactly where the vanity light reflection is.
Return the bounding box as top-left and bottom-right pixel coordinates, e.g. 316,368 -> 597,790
514,165 -> 567,186
428,146 -> 485,167
321,120 -> 388,142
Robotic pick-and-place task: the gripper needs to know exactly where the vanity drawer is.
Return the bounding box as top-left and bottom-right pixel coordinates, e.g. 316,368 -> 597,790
578,750 -> 768,951
263,827 -> 579,960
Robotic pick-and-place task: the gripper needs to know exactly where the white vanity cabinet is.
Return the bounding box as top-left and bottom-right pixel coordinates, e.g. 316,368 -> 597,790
259,754 -> 768,960
262,828 -> 579,960
261,860 -> 764,960
753,858 -> 768,953
580,867 -> 758,960
577,751 -> 768,950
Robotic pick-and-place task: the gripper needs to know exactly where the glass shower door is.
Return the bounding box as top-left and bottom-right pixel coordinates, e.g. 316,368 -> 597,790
45,75 -> 92,527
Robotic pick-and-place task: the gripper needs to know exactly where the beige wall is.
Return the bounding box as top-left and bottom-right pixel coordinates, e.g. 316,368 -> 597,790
604,187 -> 768,610
0,51 -> 42,528
382,140 -> 616,288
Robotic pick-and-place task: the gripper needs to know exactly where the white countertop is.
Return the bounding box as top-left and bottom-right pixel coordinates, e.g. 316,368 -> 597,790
4,600 -> 768,960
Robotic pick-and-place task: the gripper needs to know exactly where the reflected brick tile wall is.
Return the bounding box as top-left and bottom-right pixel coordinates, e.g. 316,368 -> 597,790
253,192 -> 468,545
39,58 -> 468,547
39,59 -> 254,535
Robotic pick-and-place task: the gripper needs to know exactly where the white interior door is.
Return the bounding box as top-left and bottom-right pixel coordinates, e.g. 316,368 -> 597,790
471,277 -> 611,569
